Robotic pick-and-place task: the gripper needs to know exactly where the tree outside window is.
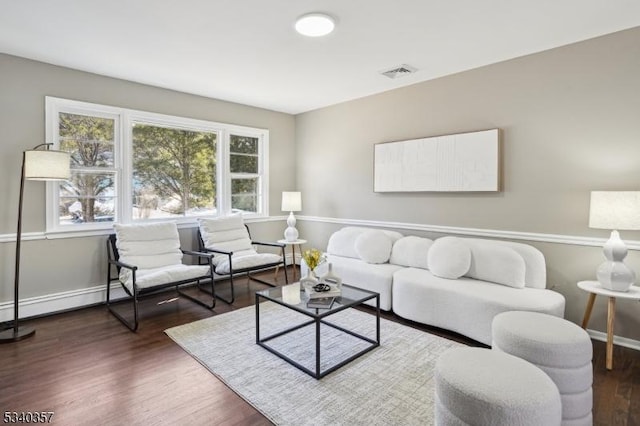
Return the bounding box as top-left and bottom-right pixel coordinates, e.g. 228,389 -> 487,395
132,123 -> 217,219
230,135 -> 260,213
58,112 -> 116,224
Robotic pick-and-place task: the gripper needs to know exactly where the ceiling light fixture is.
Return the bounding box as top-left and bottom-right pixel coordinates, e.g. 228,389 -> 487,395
295,13 -> 335,37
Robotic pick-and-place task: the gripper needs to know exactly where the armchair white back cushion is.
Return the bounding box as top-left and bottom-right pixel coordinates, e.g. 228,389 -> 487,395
114,222 -> 183,269
198,215 -> 253,255
198,215 -> 282,274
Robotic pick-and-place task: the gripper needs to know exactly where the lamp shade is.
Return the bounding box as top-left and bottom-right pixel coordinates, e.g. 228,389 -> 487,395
282,191 -> 302,212
24,149 -> 71,181
589,191 -> 640,230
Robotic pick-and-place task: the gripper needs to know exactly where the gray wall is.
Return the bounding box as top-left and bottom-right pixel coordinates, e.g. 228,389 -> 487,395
0,53 -> 295,301
295,27 -> 640,340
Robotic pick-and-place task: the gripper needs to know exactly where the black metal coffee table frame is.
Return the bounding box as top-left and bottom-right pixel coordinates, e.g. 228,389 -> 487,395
255,284 -> 380,379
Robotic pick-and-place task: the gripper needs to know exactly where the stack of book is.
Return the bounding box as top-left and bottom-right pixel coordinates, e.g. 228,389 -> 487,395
307,297 -> 335,309
304,283 -> 341,309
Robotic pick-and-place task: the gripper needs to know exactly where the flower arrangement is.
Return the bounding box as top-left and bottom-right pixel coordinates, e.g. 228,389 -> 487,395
302,248 -> 325,271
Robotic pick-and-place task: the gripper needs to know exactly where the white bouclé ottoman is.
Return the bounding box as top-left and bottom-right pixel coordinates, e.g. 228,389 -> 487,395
492,311 -> 593,426
434,347 -> 562,426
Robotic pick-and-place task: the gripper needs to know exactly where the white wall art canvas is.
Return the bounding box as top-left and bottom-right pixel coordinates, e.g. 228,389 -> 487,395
374,129 -> 500,192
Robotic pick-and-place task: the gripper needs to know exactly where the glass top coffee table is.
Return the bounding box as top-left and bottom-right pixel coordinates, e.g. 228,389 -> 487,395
255,283 -> 380,379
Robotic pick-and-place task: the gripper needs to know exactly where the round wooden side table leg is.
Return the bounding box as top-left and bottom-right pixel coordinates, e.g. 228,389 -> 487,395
606,296 -> 615,370
581,293 -> 597,329
291,244 -> 298,281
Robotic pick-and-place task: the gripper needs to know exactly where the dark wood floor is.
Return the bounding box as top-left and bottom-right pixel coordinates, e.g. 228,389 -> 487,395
1,267 -> 638,425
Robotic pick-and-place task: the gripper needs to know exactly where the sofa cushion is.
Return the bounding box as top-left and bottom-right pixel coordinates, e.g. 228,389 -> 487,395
324,254 -> 404,311
466,242 -> 526,288
390,236 -> 433,269
355,230 -> 393,264
327,227 -> 403,259
392,267 -> 566,345
428,237 -> 471,279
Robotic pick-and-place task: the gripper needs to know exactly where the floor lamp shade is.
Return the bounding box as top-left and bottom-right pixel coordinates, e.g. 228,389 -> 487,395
24,149 -> 71,180
0,144 -> 70,343
282,192 -> 301,242
589,191 -> 640,292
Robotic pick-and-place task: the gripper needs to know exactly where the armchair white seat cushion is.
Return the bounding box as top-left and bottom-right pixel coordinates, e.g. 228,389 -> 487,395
114,222 -> 210,292
213,253 -> 283,274
122,264 -> 211,292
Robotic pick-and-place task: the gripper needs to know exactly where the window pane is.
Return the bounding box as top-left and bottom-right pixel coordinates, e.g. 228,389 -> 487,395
59,112 -> 115,168
132,123 -> 216,219
59,172 -> 115,224
230,135 -> 259,174
230,154 -> 258,174
231,178 -> 258,213
230,135 -> 258,154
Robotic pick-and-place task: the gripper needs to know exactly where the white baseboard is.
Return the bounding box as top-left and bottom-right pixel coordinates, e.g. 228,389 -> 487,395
0,284 -> 128,322
585,329 -> 640,352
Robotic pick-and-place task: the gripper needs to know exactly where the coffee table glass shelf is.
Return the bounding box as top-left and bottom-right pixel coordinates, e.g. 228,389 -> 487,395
255,283 -> 380,379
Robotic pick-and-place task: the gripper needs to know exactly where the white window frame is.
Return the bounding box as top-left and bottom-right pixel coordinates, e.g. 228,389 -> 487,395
45,97 -> 270,235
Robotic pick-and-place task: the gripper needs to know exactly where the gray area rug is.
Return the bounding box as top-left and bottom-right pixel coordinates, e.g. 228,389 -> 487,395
165,302 -> 462,425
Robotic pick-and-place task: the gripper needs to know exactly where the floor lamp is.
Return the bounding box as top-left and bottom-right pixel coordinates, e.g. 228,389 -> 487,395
0,144 -> 70,343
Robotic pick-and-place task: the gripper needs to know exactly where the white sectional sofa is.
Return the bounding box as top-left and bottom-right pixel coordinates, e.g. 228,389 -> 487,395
310,227 -> 566,346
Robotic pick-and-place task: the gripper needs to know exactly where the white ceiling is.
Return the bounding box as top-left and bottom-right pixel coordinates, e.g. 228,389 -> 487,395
2,1 -> 640,114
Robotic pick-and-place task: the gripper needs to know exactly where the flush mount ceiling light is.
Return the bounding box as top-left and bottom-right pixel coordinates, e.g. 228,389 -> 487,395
295,13 -> 335,37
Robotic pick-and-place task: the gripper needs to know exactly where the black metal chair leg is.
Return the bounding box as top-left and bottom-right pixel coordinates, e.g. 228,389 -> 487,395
177,283 -> 216,309
106,296 -> 139,332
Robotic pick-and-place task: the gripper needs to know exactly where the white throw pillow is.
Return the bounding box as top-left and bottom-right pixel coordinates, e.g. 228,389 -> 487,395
427,237 -> 471,279
390,236 -> 433,269
466,242 -> 526,288
354,230 -> 393,264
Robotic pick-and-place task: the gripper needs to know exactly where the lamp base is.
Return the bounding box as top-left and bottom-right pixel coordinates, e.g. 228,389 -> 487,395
284,226 -> 299,242
0,326 -> 35,343
596,230 -> 636,292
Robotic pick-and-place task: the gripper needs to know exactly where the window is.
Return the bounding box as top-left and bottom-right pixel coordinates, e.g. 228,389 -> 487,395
45,97 -> 269,233
230,135 -> 261,213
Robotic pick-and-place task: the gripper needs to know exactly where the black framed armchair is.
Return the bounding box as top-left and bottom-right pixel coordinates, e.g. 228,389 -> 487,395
106,221 -> 216,331
197,215 -> 288,304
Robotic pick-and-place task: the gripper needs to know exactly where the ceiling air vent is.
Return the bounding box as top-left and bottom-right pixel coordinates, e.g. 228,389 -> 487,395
380,64 -> 418,79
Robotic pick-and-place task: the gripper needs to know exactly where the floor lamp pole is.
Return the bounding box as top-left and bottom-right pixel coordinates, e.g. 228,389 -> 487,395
0,151 -> 35,342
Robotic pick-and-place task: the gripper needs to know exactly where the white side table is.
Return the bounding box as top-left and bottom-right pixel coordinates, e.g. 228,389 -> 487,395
577,280 -> 640,370
277,239 -> 307,281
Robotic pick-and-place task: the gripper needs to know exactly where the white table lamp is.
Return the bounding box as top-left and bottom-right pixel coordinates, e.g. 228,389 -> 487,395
589,191 -> 640,292
282,191 -> 301,242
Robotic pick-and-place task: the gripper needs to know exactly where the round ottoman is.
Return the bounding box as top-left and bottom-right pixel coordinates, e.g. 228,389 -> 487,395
435,347 -> 562,426
492,311 -> 593,426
